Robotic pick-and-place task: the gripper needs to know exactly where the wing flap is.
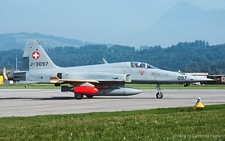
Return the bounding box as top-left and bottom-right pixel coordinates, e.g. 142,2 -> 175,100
96,79 -> 126,82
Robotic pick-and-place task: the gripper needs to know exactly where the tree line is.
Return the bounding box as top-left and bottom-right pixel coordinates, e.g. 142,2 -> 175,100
1,40 -> 225,74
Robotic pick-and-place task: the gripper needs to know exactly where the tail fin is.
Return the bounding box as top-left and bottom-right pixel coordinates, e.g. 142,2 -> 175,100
21,40 -> 59,71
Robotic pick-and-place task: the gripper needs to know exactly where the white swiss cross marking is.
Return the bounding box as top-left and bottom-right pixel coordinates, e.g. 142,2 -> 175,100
32,51 -> 40,60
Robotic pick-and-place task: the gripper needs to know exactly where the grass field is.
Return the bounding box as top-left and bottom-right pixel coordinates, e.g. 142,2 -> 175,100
0,83 -> 224,140
0,104 -> 224,140
126,83 -> 225,90
0,83 -> 225,89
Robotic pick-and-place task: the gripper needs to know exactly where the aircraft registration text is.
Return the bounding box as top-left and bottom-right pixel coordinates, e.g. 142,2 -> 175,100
30,62 -> 48,66
177,76 -> 187,80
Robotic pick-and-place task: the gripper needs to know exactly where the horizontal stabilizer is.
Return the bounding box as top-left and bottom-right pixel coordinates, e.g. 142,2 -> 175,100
3,67 -> 8,80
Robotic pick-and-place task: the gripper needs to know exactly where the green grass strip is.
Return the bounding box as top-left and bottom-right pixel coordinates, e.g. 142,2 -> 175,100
0,104 -> 224,140
126,84 -> 225,89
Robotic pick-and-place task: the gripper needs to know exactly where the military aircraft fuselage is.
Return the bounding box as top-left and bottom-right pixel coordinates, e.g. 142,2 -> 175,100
22,61 -> 202,84
7,40 -> 213,100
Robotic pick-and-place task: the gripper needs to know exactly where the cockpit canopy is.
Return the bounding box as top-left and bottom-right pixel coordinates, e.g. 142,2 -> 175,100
131,62 -> 157,69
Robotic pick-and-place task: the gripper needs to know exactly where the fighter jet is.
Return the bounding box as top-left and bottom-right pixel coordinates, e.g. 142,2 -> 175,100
4,40 -> 214,99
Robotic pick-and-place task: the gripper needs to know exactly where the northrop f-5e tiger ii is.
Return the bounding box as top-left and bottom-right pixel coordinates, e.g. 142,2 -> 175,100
3,40 -> 214,99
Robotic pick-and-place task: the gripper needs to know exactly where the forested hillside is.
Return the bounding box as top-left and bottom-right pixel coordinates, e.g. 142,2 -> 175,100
0,32 -> 85,50
0,40 -> 225,74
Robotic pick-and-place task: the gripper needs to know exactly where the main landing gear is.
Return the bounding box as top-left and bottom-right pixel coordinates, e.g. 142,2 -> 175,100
86,95 -> 94,98
156,84 -> 163,99
74,93 -> 83,100
74,93 -> 94,99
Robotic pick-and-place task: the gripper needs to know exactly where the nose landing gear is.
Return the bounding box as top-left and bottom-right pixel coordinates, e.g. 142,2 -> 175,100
156,84 -> 163,99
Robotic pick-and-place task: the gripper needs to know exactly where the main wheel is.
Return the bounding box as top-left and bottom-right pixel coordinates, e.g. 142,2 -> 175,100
74,93 -> 83,100
156,92 -> 163,99
86,95 -> 94,98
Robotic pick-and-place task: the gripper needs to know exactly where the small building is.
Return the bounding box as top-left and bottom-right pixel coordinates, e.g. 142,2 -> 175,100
208,75 -> 225,84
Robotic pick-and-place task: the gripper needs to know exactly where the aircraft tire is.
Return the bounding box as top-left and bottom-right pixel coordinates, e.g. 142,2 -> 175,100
75,93 -> 83,100
156,92 -> 163,99
86,95 -> 94,98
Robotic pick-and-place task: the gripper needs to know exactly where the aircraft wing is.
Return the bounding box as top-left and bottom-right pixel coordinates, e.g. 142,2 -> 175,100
50,76 -> 99,84
50,72 -> 131,84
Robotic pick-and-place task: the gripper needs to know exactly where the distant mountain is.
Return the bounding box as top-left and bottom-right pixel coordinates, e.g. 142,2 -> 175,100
122,2 -> 225,47
0,32 -> 88,50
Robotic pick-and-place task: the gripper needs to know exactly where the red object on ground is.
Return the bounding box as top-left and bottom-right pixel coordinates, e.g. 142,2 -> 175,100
74,86 -> 98,95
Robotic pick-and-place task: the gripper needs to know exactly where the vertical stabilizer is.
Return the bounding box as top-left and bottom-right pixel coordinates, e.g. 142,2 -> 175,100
21,40 -> 59,71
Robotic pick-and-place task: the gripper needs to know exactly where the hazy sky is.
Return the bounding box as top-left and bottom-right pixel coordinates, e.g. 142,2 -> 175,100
1,0 -> 225,45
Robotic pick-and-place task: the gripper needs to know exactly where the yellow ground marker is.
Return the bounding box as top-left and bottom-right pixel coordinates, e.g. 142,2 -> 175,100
194,97 -> 204,109
0,75 -> 3,84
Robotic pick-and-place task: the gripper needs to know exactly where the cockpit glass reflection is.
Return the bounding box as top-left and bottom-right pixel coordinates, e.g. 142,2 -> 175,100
131,62 -> 157,69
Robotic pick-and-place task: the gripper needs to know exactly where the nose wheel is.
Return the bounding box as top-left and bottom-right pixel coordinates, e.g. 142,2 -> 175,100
156,84 -> 163,99
156,92 -> 163,99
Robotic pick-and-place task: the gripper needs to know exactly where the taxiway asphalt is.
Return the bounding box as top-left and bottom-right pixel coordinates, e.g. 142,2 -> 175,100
0,89 -> 225,117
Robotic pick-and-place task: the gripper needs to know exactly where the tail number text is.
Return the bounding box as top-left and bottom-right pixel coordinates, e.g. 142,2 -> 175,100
178,76 -> 187,80
30,62 -> 48,66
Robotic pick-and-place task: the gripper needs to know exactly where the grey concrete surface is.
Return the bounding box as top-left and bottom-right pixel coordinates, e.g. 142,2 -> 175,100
0,89 -> 224,117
